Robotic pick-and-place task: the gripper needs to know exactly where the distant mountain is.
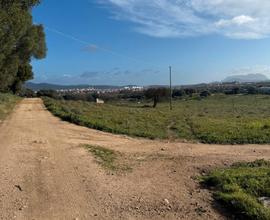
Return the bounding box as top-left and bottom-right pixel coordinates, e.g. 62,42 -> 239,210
223,73 -> 269,83
25,82 -> 87,91
24,82 -> 139,91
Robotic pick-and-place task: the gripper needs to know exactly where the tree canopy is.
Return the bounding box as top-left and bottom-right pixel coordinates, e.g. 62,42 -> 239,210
144,88 -> 169,108
0,0 -> 46,93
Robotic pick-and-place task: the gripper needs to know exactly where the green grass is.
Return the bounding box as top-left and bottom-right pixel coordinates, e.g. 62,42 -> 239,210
84,145 -> 130,171
0,93 -> 20,120
201,160 -> 270,220
43,94 -> 270,144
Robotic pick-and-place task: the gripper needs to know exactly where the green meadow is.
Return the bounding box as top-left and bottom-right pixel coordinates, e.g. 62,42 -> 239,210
43,94 -> 270,144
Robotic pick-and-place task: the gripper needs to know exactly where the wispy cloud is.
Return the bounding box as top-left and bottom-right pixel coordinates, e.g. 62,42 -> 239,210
228,65 -> 270,77
80,71 -> 100,78
101,0 -> 270,39
63,74 -> 72,78
81,44 -> 99,53
79,68 -> 136,80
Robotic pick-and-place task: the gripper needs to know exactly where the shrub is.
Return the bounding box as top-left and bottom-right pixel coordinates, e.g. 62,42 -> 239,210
200,90 -> 211,98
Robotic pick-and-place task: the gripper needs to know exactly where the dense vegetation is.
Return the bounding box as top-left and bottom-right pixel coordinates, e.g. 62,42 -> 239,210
0,0 -> 46,93
202,160 -> 270,220
0,93 -> 20,120
43,94 -> 270,144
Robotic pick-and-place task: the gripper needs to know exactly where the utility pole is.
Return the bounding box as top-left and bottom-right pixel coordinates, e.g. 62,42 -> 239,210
169,66 -> 172,110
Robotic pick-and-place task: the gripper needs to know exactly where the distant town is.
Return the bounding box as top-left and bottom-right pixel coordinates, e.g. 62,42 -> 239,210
57,85 -> 144,94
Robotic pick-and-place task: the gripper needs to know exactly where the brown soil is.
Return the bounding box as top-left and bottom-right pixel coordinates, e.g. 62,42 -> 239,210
0,98 -> 269,220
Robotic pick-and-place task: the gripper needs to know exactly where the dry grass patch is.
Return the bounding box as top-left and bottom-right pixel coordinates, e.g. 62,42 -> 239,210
84,145 -> 132,172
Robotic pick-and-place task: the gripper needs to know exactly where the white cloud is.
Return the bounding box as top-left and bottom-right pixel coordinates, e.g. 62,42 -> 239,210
102,0 -> 270,39
229,65 -> 270,77
215,15 -> 255,27
63,74 -> 72,78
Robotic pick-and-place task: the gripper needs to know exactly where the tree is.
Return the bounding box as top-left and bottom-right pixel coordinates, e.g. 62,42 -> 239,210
184,88 -> 196,97
0,0 -> 46,93
37,90 -> 59,99
232,87 -> 240,94
200,90 -> 211,98
19,87 -> 36,97
144,88 -> 169,108
246,86 -> 258,95
172,89 -> 185,98
225,87 -> 240,95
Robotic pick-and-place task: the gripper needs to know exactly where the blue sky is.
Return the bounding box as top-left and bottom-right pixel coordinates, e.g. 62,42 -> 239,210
32,0 -> 270,85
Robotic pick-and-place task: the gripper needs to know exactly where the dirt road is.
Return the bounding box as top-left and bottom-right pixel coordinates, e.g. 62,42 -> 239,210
0,98 -> 269,220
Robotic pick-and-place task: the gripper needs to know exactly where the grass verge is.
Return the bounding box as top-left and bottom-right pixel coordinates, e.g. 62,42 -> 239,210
43,95 -> 270,144
0,93 -> 20,121
201,160 -> 270,220
84,145 -> 131,172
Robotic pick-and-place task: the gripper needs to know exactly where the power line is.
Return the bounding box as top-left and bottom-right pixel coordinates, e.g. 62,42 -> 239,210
45,26 -> 165,69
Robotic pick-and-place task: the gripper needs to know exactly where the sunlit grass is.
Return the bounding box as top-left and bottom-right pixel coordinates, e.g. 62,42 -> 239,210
43,94 -> 270,144
0,93 -> 20,121
84,145 -> 131,171
201,160 -> 270,220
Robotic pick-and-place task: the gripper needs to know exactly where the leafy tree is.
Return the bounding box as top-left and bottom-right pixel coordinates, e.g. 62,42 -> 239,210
144,88 -> 169,108
63,93 -> 97,102
0,0 -> 46,93
246,86 -> 258,95
37,90 -> 59,99
19,87 -> 36,97
200,90 -> 211,98
184,88 -> 196,97
225,87 -> 241,95
232,87 -> 240,94
172,89 -> 185,98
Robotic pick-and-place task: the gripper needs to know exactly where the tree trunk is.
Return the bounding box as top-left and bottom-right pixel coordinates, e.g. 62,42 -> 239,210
153,96 -> 158,108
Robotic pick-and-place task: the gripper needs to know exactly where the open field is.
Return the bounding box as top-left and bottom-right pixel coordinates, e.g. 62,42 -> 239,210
202,160 -> 270,220
0,93 -> 20,121
0,98 -> 269,220
43,94 -> 270,144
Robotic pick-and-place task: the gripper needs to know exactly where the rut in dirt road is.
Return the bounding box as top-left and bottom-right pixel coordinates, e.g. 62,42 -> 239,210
0,98 -> 269,220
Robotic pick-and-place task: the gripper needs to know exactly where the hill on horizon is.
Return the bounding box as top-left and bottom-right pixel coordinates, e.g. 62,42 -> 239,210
223,73 -> 269,83
24,82 -> 140,91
